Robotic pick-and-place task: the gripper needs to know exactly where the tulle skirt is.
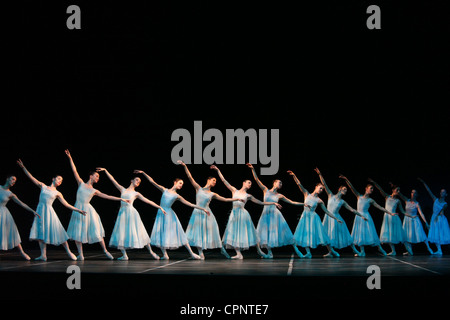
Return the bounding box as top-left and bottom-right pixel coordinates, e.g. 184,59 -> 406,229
427,214 -> 450,245
109,205 -> 150,249
380,213 -> 405,244
29,203 -> 69,245
293,211 -> 330,248
150,207 -> 188,249
67,202 -> 105,244
0,207 -> 21,250
222,207 -> 258,250
403,216 -> 428,243
351,213 -> 380,246
323,213 -> 353,249
185,208 -> 222,249
256,206 -> 294,248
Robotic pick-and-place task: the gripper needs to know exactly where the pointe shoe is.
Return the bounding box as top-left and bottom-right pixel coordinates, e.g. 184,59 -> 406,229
191,253 -> 202,260
294,247 -> 304,258
332,250 -> 340,257
117,255 -> 129,261
149,251 -> 160,260
387,251 -> 396,256
68,252 -> 77,261
104,251 -> 114,260
35,255 -> 47,261
323,252 -> 333,258
378,248 -> 387,256
304,252 -> 312,259
20,252 -> 31,261
77,255 -> 84,261
161,254 -> 170,260
231,253 -> 243,260
221,247 -> 231,259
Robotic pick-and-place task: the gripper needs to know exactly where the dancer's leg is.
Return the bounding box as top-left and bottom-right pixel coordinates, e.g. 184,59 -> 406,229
256,243 -> 269,258
231,247 -> 243,260
62,241 -> 77,260
35,240 -> 47,261
145,243 -> 160,260
351,244 -> 361,256
160,247 -> 169,260
377,244 -> 387,256
118,248 -> 129,260
16,244 -> 30,260
184,243 -> 201,260
323,245 -> 339,258
98,238 -> 114,260
304,247 -> 312,258
75,241 -> 84,260
196,246 -> 205,260
424,241 -> 434,254
220,245 -> 231,259
387,243 -> 396,256
292,245 -> 305,258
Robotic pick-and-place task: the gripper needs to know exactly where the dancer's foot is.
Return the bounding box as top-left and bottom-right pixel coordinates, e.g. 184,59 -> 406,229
231,252 -> 243,260
221,247 -> 231,259
68,252 -> 77,261
20,251 -> 31,261
117,255 -> 129,261
378,247 -> 387,256
191,253 -> 202,260
323,252 -> 333,258
161,253 -> 170,260
387,251 -> 396,256
35,255 -> 47,261
304,252 -> 312,259
294,247 -> 304,258
104,251 -> 114,260
77,254 -> 84,261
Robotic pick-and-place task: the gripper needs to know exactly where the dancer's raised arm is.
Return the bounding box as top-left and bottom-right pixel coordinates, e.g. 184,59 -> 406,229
134,170 -> 165,192
246,163 -> 268,192
417,178 -> 437,201
65,149 -> 83,185
177,160 -> 201,190
314,167 -> 332,196
339,175 -> 360,198
96,168 -> 123,192
210,165 -> 236,193
287,170 -> 308,196
368,178 -> 389,199
17,159 -> 44,188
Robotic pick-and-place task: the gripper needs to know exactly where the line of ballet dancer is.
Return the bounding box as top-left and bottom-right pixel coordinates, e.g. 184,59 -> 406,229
1,152 -> 448,260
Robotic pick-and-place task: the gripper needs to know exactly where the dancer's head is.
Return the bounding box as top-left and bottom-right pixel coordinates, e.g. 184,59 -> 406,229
206,177 -> 217,188
410,189 -> 418,200
389,183 -> 400,197
314,183 -> 324,194
4,175 -> 17,187
89,171 -> 100,184
338,185 -> 348,195
131,177 -> 141,188
52,175 -> 63,187
242,179 -> 252,190
173,178 -> 184,190
365,184 -> 374,195
272,179 -> 282,190
440,189 -> 447,198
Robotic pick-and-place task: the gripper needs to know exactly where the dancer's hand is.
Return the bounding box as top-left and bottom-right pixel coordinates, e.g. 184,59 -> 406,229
210,165 -> 218,171
65,149 -> 72,158
33,211 -> 41,219
246,163 -> 254,169
121,199 -> 131,204
274,203 -> 282,209
96,167 -> 106,172
160,208 -> 167,215
176,160 -> 186,166
133,170 -> 144,174
203,208 -> 211,216
17,159 -> 25,168
78,209 -> 87,216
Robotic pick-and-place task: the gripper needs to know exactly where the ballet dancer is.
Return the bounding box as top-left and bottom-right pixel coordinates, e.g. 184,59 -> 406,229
96,168 -> 165,260
135,170 -> 208,260
314,168 -> 366,257
288,170 -> 343,258
339,175 -> 394,256
65,150 -> 131,260
247,163 -> 308,258
1,174 -> 40,260
418,178 -> 450,255
369,179 -> 412,256
211,165 -> 281,259
398,188 -> 433,255
17,159 -> 85,261
177,160 -> 244,259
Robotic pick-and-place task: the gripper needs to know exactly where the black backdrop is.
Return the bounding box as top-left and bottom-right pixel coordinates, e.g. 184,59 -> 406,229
6,0 -> 450,253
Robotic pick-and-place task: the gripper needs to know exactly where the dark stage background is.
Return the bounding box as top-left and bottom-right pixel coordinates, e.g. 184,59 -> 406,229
6,0 -> 450,254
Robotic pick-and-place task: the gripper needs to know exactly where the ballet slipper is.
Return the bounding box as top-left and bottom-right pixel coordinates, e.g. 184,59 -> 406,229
117,255 -> 129,261
149,251 -> 160,260
104,251 -> 114,260
160,253 -> 170,260
20,251 -> 31,261
387,251 -> 396,256
191,253 -> 202,260
77,255 -> 84,261
35,255 -> 47,261
231,253 -> 243,260
323,252 -> 333,258
293,247 -> 304,258
220,247 -> 231,259
68,252 -> 77,261
377,246 -> 387,256
303,252 -> 312,259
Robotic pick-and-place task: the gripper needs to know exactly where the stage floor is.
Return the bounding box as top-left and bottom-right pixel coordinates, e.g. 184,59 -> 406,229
1,248 -> 449,304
